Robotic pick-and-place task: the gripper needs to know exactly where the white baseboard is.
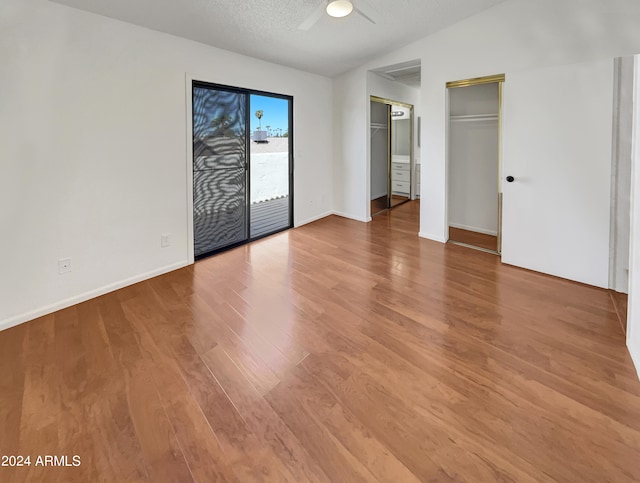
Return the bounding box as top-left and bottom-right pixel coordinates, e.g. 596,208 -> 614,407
371,191 -> 387,200
0,261 -> 189,332
419,232 -> 447,243
295,210 -> 334,227
448,223 -> 497,236
333,211 -> 371,223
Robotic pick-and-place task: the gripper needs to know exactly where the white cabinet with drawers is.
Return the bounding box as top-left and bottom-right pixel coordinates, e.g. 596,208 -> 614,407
391,158 -> 410,196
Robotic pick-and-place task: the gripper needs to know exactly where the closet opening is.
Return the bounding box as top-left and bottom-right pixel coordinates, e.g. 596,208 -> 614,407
370,96 -> 414,216
446,74 -> 504,254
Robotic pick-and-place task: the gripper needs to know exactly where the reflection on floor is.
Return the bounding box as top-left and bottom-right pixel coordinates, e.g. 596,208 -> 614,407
390,194 -> 410,208
449,226 -> 497,252
371,195 -> 411,216
371,196 -> 387,215
610,290 -> 629,333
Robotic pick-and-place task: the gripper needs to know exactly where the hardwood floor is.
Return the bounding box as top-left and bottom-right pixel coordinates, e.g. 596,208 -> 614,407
2,201 -> 640,482
371,195 -> 410,216
389,194 -> 410,208
611,290 -> 629,334
371,195 -> 387,214
449,226 -> 498,252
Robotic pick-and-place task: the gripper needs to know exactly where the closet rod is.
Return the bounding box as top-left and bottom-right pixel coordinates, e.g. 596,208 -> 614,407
450,114 -> 499,122
370,122 -> 388,129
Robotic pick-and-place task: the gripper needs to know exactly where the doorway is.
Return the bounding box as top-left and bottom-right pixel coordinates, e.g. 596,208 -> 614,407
192,82 -> 293,259
609,56 -> 634,331
370,96 -> 414,216
446,75 -> 504,254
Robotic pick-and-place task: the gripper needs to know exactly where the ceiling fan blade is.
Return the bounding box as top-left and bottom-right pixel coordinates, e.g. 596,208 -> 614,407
354,7 -> 376,24
354,0 -> 378,24
297,3 -> 326,31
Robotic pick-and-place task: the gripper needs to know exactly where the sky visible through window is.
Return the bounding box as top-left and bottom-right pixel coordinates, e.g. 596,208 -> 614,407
250,94 -> 289,135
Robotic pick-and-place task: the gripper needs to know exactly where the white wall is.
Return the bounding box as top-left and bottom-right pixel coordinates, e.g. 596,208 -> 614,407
448,122 -> 499,235
367,72 -> 421,117
250,153 -> 289,203
370,101 -> 388,200
0,0 -> 334,329
333,70 -> 368,221
628,55 -> 640,374
333,0 -> 640,245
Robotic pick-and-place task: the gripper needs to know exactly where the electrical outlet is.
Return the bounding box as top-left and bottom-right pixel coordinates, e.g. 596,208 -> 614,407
58,258 -> 72,275
161,233 -> 171,248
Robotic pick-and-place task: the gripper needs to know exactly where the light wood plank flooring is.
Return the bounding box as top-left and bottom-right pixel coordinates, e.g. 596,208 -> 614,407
449,226 -> 498,252
371,195 -> 410,216
2,201 -> 640,482
611,290 -> 629,334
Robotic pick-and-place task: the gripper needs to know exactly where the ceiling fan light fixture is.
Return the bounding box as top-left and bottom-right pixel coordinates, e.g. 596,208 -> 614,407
326,0 -> 354,18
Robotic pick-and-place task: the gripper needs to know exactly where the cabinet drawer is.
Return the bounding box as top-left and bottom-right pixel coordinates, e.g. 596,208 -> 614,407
392,181 -> 410,194
392,170 -> 410,182
391,162 -> 409,171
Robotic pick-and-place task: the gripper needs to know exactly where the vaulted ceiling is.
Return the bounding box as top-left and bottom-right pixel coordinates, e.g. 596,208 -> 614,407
50,0 -> 507,77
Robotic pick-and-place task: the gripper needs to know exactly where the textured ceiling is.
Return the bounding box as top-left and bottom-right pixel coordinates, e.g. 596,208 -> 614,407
49,0 -> 508,77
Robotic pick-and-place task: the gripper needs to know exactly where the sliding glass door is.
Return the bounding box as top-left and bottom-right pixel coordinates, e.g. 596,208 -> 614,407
192,82 -> 292,259
249,94 -> 292,238
193,86 -> 248,257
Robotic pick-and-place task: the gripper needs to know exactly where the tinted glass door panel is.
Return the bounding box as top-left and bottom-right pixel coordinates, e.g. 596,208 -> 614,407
193,86 -> 248,257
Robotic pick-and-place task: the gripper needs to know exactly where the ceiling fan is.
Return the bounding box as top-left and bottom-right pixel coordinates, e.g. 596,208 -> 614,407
298,0 -> 378,31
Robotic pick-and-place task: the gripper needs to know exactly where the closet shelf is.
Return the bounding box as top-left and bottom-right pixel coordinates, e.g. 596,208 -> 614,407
450,113 -> 499,122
